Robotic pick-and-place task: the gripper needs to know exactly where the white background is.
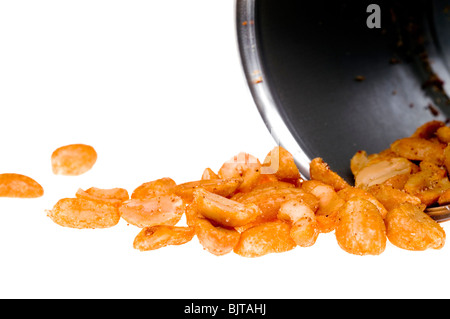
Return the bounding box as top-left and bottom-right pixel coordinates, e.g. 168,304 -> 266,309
0,0 -> 450,299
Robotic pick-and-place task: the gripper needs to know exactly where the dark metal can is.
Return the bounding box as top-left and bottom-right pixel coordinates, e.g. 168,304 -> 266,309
236,0 -> 450,182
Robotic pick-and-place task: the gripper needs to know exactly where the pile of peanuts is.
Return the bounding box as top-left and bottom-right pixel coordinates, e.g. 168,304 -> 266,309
0,121 -> 448,256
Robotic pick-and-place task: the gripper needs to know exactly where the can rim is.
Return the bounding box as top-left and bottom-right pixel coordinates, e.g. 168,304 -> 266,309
235,0 -> 312,179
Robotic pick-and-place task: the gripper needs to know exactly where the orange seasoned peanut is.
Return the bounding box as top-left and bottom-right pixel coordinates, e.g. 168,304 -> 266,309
76,187 -> 129,207
278,200 -> 319,247
385,203 -> 445,251
133,226 -> 194,251
262,146 -> 301,181
193,188 -> 259,227
367,184 -> 424,212
335,198 -> 386,256
403,161 -> 450,206
119,194 -> 184,228
0,173 -> 44,198
185,204 -> 203,227
252,173 -> 280,188
234,220 -> 296,257
350,150 -> 369,176
48,198 -> 120,229
195,218 -> 240,256
131,177 -> 176,200
233,186 -> 319,225
444,144 -> 450,173
438,188 -> 450,205
201,168 -> 219,180
218,152 -> 261,192
84,187 -> 129,201
309,157 -> 350,191
390,137 -> 444,165
51,144 -> 97,176
411,120 -> 445,139
250,180 -> 296,192
354,157 -> 414,190
174,178 -> 242,202
337,187 -> 387,219
302,180 -> 345,233
436,126 -> 450,143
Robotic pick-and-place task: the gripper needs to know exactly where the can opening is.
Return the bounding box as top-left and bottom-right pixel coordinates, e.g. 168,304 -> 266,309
237,0 -> 450,182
